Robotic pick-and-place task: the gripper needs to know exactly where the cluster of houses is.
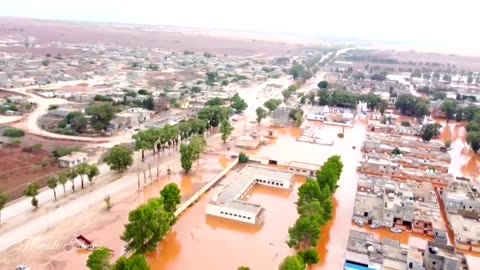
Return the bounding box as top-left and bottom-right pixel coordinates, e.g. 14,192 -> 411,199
345,230 -> 470,270
346,118 -> 478,269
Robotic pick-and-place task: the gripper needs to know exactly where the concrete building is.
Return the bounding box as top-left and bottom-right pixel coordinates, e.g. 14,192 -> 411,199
58,152 -> 88,168
206,165 -> 294,224
48,107 -> 84,118
288,161 -> 320,177
234,132 -> 261,150
441,178 -> 480,252
424,241 -> 470,270
271,106 -> 291,127
368,123 -> 422,136
358,156 -> 452,186
362,153 -> 449,174
353,175 -> 448,242
344,230 -> 469,270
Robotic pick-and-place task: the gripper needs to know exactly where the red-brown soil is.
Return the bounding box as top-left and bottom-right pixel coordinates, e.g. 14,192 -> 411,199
0,146 -> 62,202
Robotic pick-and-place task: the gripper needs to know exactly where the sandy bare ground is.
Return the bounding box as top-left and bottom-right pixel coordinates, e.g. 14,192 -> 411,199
0,18 -> 305,57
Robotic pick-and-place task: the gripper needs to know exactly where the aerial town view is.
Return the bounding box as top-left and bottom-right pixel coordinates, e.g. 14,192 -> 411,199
0,1 -> 479,270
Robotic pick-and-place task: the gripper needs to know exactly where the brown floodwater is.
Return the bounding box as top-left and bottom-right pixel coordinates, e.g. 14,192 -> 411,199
47,155 -> 231,269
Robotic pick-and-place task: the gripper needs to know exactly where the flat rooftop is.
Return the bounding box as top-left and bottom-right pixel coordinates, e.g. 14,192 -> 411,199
448,213 -> 480,241
211,165 -> 294,213
288,161 -> 321,172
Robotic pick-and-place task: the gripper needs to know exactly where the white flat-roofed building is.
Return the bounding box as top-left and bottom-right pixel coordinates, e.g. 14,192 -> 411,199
206,165 -> 294,224
288,161 -> 321,177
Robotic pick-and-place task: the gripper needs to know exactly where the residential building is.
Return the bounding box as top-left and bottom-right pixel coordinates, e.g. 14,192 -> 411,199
58,152 -> 88,168
287,161 -> 320,177
271,106 -> 292,127
353,175 -> 448,242
344,230 -> 469,270
441,178 -> 480,252
48,107 -> 84,118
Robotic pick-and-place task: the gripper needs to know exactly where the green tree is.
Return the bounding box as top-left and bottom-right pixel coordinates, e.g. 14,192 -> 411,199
104,145 -> 133,172
113,255 -> 150,270
318,185 -> 332,204
317,80 -> 328,89
86,104 -> 117,131
160,183 -> 181,213
24,183 -> 40,209
121,198 -> 171,254
467,131 -> 480,153
239,152 -> 249,163
58,171 -> 69,194
298,248 -> 319,264
263,99 -> 282,113
297,180 -> 321,206
205,97 -> 224,106
321,199 -> 333,221
0,193 -> 8,223
86,247 -> 111,270
282,89 -> 293,100
379,100 -> 388,116
87,165 -> 100,184
68,168 -> 78,192
238,267 -> 250,270
231,93 -> 248,112
421,123 -> 442,142
138,89 -> 149,95
76,163 -> 91,189
180,143 -> 194,173
391,147 -> 402,155
440,99 -> 459,122
47,176 -> 58,201
401,121 -> 411,127
256,107 -> 267,124
220,119 -> 233,143
287,216 -> 321,249
133,131 -> 151,161
297,200 -> 326,225
279,255 -> 305,270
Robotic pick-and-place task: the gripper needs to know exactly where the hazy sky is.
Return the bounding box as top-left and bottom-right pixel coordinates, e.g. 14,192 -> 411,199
0,0 -> 478,49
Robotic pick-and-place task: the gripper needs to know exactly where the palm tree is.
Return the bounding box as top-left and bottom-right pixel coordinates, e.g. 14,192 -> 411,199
58,171 -> 69,195
75,163 -> 90,189
46,176 -> 58,200
87,165 -> 100,184
0,192 -> 8,224
68,169 -> 78,192
24,183 -> 40,209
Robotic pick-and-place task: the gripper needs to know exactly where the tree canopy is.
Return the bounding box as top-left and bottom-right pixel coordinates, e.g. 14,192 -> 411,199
160,183 -> 181,214
394,94 -> 430,118
86,247 -> 111,270
279,255 -> 305,270
104,145 -> 133,172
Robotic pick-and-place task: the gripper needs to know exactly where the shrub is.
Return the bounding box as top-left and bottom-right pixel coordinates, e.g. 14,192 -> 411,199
32,143 -> 43,152
3,128 -> 25,138
401,121 -> 411,127
48,104 -> 58,111
445,139 -> 452,148
10,139 -> 22,146
52,146 -> 80,158
337,132 -> 344,138
239,152 -> 249,163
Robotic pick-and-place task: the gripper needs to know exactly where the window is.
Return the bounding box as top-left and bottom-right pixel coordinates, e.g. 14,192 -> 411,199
234,214 -> 237,217
280,183 -> 284,186
267,181 -> 271,184
220,211 -> 224,214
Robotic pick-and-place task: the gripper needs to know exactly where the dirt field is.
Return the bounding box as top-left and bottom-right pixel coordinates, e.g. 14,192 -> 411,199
0,146 -> 62,202
0,18 -> 302,57
345,49 -> 480,71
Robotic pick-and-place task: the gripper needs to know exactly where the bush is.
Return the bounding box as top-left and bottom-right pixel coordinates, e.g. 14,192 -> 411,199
10,139 -> 22,147
32,143 -> 43,152
52,146 -> 80,158
337,133 -> 344,138
94,95 -> 113,102
239,152 -> 249,163
48,104 -> 58,111
3,128 -> 25,138
401,121 -> 411,127
445,139 -> 452,148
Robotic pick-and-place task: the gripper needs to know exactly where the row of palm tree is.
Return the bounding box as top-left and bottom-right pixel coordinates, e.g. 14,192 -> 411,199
133,119 -> 209,161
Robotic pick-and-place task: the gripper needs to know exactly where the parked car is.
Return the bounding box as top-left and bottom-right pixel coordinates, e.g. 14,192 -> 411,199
353,219 -> 364,227
390,227 -> 402,233
369,224 -> 381,229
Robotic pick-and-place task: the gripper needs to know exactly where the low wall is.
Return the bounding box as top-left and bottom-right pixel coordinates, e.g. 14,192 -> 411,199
174,158 -> 239,216
322,120 -> 354,127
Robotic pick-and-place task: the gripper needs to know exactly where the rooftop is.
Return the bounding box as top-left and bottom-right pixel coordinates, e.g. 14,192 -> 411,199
58,151 -> 87,162
210,165 -> 294,213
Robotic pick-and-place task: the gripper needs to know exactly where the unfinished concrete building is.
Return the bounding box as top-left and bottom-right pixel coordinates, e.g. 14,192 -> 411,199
441,177 -> 480,252
353,175 -> 448,243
